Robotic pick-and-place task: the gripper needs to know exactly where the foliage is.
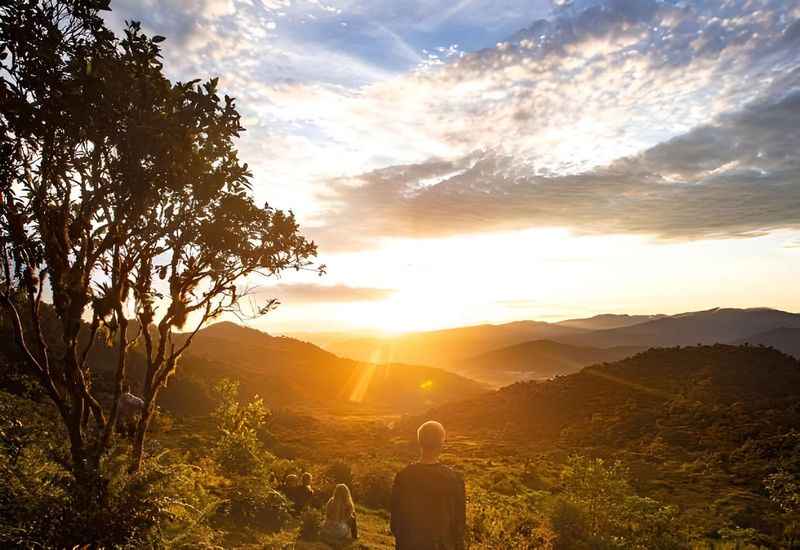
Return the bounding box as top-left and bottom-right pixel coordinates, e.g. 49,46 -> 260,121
559,455 -> 633,537
765,469 -> 800,515
326,459 -> 354,486
556,455 -> 688,549
0,389 -> 221,548
765,469 -> 800,547
212,378 -> 272,476
354,464 -> 394,510
299,507 -> 324,541
549,498 -> 593,549
467,489 -> 555,549
222,476 -> 292,533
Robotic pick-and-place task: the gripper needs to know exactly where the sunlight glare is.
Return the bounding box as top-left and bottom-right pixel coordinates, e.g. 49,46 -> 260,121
348,364 -> 376,403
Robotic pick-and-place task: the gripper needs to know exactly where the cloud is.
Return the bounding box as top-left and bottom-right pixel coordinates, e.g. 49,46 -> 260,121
265,283 -> 395,303
248,0 -> 799,194
103,0 -> 800,250
312,85 -> 800,248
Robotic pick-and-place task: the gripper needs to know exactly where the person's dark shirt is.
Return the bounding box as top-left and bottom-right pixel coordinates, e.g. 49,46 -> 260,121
390,462 -> 466,550
294,484 -> 314,511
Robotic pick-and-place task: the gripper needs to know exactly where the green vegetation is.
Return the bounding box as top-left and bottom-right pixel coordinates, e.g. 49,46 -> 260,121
6,342 -> 800,548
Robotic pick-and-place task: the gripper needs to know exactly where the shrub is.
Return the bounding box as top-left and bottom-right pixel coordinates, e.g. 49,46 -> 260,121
0,433 -> 221,548
550,498 -> 593,550
354,466 -> 394,510
467,490 -> 555,550
556,455 -> 689,549
224,477 -> 292,532
299,508 -> 324,541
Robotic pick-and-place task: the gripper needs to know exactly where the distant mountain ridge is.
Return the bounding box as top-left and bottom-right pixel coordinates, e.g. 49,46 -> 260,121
558,307 -> 800,349
325,320 -> 588,366
323,307 -> 800,369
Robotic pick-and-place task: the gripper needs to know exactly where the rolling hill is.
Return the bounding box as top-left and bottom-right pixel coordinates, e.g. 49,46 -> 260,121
556,307 -> 800,348
156,322 -> 487,415
431,344 -> 800,441
324,320 -> 588,366
454,339 -> 644,386
736,327 -> 800,358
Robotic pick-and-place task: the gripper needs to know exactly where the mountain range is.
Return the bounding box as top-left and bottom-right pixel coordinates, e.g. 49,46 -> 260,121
324,321 -> 588,366
558,307 -> 800,349
322,308 -> 800,375
3,306 -> 798,416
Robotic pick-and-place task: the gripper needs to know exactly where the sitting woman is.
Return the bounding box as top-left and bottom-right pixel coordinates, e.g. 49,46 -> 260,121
321,484 -> 358,547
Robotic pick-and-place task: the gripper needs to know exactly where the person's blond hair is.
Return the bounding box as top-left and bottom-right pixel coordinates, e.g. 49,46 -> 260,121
325,483 -> 355,523
417,420 -> 446,451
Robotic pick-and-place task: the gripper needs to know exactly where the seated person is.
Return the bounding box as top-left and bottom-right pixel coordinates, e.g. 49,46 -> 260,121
294,471 -> 315,511
281,473 -> 300,505
321,483 -> 358,547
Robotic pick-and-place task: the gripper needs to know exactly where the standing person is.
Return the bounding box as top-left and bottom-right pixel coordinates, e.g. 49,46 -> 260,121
321,483 -> 358,547
117,384 -> 144,438
391,420 -> 466,550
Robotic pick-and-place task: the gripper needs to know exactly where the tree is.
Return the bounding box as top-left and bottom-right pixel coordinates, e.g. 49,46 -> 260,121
211,379 -> 270,476
0,0 -> 318,490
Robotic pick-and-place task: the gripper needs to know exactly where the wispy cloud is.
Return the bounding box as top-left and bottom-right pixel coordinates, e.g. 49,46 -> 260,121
313,83 -> 800,248
266,283 -> 395,303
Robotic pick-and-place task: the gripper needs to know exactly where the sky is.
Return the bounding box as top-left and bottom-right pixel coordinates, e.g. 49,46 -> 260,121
104,0 -> 800,334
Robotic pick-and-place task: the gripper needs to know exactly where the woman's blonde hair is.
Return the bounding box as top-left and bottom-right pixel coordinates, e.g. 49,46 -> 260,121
325,483 -> 355,522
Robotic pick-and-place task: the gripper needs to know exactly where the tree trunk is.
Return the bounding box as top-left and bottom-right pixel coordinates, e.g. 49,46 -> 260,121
101,315 -> 128,449
130,399 -> 155,473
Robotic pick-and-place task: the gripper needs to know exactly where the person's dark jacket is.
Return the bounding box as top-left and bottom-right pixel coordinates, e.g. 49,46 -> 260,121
390,462 -> 466,550
294,485 -> 314,511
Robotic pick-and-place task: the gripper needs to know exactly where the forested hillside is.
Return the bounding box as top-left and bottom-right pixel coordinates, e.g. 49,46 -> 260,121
428,345 -> 800,539
159,322 -> 487,414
